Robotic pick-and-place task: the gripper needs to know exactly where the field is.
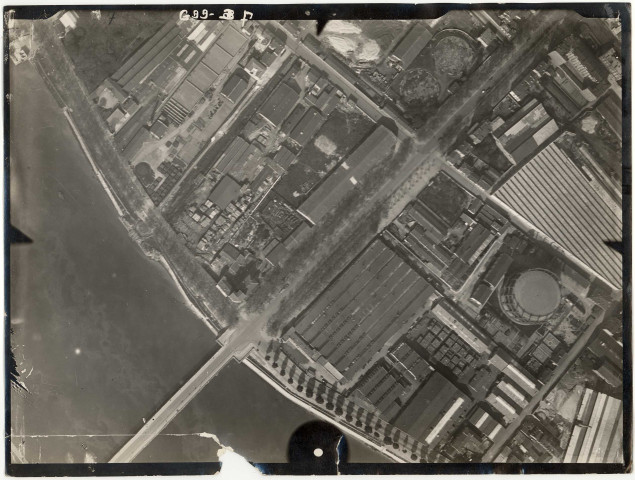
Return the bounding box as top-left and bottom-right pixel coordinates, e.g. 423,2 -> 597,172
274,106 -> 375,207
62,10 -> 173,91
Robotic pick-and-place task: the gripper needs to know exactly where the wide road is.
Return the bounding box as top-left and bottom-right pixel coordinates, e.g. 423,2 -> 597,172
481,310 -> 607,461
336,9 -> 567,223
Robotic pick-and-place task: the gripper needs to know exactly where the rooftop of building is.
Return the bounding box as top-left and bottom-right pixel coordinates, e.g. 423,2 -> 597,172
208,175 -> 242,210
260,82 -> 301,126
391,23 -> 433,68
297,125 -> 397,225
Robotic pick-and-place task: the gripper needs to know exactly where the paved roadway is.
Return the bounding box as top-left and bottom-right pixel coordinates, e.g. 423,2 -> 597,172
481,310 -> 607,462
334,10 -> 566,219
110,12 -> 569,463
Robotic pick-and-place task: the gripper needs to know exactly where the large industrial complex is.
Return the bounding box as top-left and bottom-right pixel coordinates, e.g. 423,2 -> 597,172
14,6 -> 625,470
494,142 -> 622,289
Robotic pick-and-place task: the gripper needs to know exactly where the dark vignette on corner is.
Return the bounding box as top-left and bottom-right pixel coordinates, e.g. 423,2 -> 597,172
3,2 -> 631,476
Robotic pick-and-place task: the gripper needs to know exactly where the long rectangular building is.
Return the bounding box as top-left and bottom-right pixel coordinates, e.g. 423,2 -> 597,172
289,239 -> 436,381
116,26 -> 182,91
564,388 -> 623,463
469,408 -> 504,441
188,62 -> 219,92
260,82 -> 300,126
111,20 -> 177,82
494,100 -> 559,162
214,137 -> 249,173
289,107 -> 325,146
215,24 -> 247,56
488,352 -> 539,401
202,44 -> 233,74
494,142 -> 622,288
297,126 -> 397,224
431,302 -> 490,354
390,24 -> 432,69
394,372 -> 469,447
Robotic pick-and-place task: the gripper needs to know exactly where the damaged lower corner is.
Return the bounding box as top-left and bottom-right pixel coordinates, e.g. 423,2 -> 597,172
217,448 -> 263,479
212,431 -> 264,478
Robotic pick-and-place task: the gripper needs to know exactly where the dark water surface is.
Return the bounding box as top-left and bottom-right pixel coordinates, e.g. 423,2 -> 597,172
10,61 -> 219,463
9,61 -> 388,464
135,360 -> 390,463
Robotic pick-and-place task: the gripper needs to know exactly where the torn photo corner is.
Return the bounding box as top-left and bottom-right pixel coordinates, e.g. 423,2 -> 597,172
6,2 -> 629,476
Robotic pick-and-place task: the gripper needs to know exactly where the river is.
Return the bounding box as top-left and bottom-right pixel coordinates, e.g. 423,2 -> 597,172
9,60 -> 388,465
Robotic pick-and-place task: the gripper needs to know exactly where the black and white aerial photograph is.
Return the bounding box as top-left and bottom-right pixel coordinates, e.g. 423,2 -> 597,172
6,3 -> 630,476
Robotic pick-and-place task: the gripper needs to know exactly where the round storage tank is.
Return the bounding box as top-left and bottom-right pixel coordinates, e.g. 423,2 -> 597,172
499,269 -> 563,325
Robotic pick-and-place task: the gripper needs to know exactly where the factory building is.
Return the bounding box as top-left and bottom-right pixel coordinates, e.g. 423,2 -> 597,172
286,239 -> 436,381
494,142 -> 622,289
389,24 -> 433,69
260,82 -> 301,126
563,388 -> 623,463
393,372 -> 470,447
469,408 -> 504,441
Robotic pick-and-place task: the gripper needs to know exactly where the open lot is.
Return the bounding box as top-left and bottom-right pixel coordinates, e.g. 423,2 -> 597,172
398,68 -> 440,105
390,24 -> 481,128
432,35 -> 476,78
321,20 -> 413,66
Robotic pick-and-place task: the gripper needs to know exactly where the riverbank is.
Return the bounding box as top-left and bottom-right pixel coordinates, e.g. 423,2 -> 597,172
10,59 -> 219,463
62,107 -> 126,217
32,19 -> 239,328
62,102 -> 222,335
